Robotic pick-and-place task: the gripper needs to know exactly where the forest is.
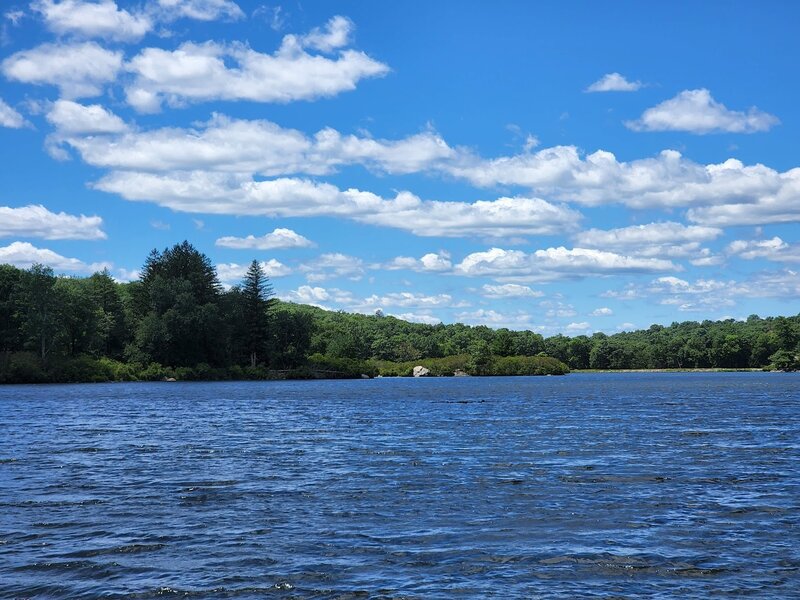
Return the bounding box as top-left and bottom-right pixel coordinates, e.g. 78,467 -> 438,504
1,241 -> 798,383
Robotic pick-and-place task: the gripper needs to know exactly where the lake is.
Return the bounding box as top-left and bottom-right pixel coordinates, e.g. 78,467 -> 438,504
1,373 -> 798,598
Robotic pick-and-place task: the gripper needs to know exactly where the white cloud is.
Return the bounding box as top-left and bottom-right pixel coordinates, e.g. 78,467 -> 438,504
297,15 -> 352,52
540,300 -> 577,318
0,98 -> 28,128
46,99 -> 129,135
590,307 -> 613,316
2,42 -> 122,98
446,147 -> 797,214
0,205 -> 106,239
480,283 -> 543,298
686,170 -> 800,226
0,241 -> 109,272
32,0 -> 152,41
280,285 -> 355,309
390,312 -> 441,325
124,18 -> 388,112
357,291 -> 461,310
385,251 -> 452,272
58,109 -> 800,227
216,259 -> 291,285
299,252 -> 365,282
454,308 -> 534,330
155,0 -> 244,22
60,114 -> 454,175
93,173 -> 582,238
454,247 -> 679,281
603,270 -> 800,313
566,321 -> 591,332
114,267 -> 140,282
727,237 -> 800,263
585,72 -> 642,92
626,89 -> 779,134
574,221 -> 722,260
215,228 -> 315,250
575,221 -> 722,248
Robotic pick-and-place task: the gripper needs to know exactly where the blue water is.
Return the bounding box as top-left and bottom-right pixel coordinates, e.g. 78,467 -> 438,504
1,373 -> 799,598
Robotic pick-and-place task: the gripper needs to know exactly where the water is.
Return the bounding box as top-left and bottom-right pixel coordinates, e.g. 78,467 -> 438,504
1,373 -> 798,599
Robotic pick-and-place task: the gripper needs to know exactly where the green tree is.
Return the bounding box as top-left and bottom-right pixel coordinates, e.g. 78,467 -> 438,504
130,242 -> 224,367
0,265 -> 23,351
241,260 -> 274,367
19,264 -> 59,364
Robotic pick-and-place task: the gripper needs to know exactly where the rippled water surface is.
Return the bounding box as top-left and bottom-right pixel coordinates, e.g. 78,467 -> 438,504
1,373 -> 799,598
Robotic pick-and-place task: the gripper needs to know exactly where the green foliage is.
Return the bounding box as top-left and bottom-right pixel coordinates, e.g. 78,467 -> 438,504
769,349 -> 800,371
375,353 -> 568,377
2,244 -> 799,384
307,353 -> 379,378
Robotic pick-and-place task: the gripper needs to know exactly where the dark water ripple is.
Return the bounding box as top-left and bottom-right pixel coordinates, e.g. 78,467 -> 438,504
1,373 -> 799,598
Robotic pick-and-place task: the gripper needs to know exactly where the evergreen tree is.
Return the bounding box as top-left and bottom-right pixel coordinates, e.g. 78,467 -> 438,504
241,260 -> 274,367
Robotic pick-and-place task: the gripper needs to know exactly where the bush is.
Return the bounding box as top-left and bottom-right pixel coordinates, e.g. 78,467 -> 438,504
376,353 -> 568,377
0,352 -> 47,383
307,353 -> 379,378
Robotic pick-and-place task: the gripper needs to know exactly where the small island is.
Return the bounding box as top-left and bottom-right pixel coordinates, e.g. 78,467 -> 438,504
0,241 -> 798,384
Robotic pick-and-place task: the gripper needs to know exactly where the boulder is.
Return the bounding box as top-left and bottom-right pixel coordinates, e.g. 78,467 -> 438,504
413,365 -> 430,377
453,369 -> 469,377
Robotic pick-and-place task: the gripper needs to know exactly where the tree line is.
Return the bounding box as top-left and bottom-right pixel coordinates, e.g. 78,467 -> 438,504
1,241 -> 798,383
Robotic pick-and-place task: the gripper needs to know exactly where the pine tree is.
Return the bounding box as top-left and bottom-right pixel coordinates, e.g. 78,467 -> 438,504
241,260 -> 274,367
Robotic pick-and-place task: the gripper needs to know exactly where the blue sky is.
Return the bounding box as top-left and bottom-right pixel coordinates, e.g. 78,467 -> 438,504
1,0 -> 799,334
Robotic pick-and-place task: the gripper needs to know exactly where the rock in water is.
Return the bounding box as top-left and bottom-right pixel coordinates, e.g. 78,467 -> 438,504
453,369 -> 469,377
413,366 -> 431,377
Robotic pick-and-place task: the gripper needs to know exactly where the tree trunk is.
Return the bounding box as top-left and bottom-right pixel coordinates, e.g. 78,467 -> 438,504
250,351 -> 256,368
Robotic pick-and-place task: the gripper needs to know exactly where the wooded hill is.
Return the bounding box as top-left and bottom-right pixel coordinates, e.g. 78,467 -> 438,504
1,241 -> 798,383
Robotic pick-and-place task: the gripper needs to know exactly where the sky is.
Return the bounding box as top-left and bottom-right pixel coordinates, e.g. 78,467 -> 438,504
1,0 -> 799,335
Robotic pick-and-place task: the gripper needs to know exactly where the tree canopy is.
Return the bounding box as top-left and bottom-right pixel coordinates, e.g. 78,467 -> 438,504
1,241 -> 799,383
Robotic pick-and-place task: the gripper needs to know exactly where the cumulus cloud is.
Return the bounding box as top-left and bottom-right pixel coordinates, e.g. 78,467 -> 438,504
575,221 -> 722,247
448,147 -> 794,211
686,169 -> 800,226
574,221 -> 723,260
590,307 -> 613,316
154,0 -> 244,22
124,17 -> 388,112
56,106 -> 800,227
216,259 -> 291,285
46,99 -> 129,135
384,251 -> 452,272
32,0 -> 152,41
215,228 -> 315,250
357,291 -> 462,310
540,300 -> 577,318
585,72 -> 642,92
727,237 -> 800,263
279,285 -> 355,310
93,173 -> 582,238
297,14 -> 352,52
454,309 -> 534,330
0,205 -> 106,239
0,98 -> 28,128
0,241 -> 109,272
299,252 -> 365,282
2,42 -> 123,98
480,283 -> 543,298
566,321 -> 591,332
59,114 -> 455,175
626,89 -> 779,134
454,247 -> 679,281
390,312 -> 441,325
604,270 -> 800,312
